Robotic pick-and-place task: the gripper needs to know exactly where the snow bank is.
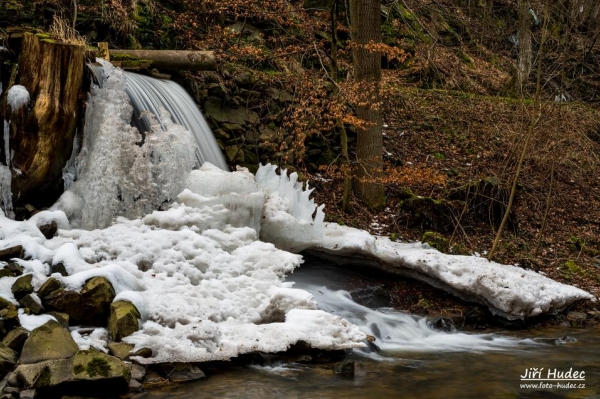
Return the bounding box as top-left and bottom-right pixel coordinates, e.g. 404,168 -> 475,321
311,223 -> 594,320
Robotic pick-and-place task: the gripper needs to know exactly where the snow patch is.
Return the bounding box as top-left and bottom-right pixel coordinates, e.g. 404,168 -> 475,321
7,85 -> 29,112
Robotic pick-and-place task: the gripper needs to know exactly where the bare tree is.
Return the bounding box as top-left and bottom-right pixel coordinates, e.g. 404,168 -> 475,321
516,0 -> 532,92
350,0 -> 385,210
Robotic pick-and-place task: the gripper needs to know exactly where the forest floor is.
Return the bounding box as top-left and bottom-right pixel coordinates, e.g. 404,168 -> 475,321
310,75 -> 600,329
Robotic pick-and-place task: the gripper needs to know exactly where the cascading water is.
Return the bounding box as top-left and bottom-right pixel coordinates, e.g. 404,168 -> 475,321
288,261 -> 528,356
124,72 -> 228,170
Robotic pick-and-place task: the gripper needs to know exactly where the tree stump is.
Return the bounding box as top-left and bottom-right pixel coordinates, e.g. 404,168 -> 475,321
8,33 -> 86,207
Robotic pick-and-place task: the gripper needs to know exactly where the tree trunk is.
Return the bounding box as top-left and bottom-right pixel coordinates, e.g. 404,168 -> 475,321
516,0 -> 532,92
8,33 -> 86,208
350,0 -> 385,210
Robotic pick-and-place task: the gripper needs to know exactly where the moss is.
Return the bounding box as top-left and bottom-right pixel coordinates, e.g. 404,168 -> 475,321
74,364 -> 85,374
86,357 -> 111,378
422,231 -> 449,253
560,260 -> 585,281
37,366 -> 52,387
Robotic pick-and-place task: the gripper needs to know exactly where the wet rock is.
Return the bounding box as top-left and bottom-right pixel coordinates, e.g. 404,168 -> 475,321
555,336 -> 577,344
128,378 -> 143,392
2,327 -> 29,352
427,316 -> 456,332
142,370 -> 165,386
38,221 -> 57,239
350,286 -> 391,308
20,320 -> 79,364
11,275 -> 33,301
0,342 -> 18,375
160,364 -> 205,383
108,301 -> 140,342
333,360 -> 355,375
0,246 -> 24,262
107,342 -> 134,360
567,311 -> 587,327
129,364 -> 146,381
50,262 -> 68,277
37,278 -> 61,299
18,294 -> 43,315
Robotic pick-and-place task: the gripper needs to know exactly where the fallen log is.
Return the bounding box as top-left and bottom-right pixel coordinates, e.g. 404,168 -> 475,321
108,49 -> 216,71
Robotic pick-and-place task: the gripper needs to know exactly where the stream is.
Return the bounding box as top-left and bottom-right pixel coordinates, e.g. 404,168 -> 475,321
148,258 -> 600,399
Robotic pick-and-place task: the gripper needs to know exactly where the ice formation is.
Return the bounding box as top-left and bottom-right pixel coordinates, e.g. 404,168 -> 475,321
52,60 -> 197,229
255,164 -> 325,252
312,224 -> 594,320
7,85 -> 30,112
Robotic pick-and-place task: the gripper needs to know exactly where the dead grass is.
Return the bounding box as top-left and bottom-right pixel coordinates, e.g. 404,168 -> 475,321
49,15 -> 87,46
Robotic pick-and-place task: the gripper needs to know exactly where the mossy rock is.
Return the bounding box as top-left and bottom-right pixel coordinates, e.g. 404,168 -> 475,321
37,277 -> 61,299
11,274 -> 33,301
0,304 -> 20,339
108,301 -> 140,342
2,326 -> 29,352
15,350 -> 130,393
422,231 -> 449,253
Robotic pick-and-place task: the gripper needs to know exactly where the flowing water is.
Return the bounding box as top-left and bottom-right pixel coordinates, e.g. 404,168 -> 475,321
123,72 -> 228,170
148,259 -> 600,398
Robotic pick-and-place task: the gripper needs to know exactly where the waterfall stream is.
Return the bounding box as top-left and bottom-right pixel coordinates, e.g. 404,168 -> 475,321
123,72 -> 228,170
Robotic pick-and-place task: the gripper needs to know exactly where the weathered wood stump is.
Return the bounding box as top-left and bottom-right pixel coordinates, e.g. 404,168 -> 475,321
8,33 -> 86,207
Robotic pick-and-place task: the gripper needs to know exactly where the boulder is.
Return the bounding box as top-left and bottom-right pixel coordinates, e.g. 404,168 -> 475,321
2,327 -> 29,351
107,342 -> 134,360
43,289 -> 84,322
11,275 -> 33,301
19,321 -> 79,364
15,351 -> 130,393
0,305 -> 20,339
0,297 -> 12,312
78,277 -> 116,325
160,363 -> 205,383
18,294 -> 43,315
46,312 -> 69,328
44,277 -> 115,326
0,246 -> 24,262
37,278 -> 61,299
38,221 -> 58,239
108,301 -> 140,342
0,342 -> 17,376
5,262 -> 24,276
50,262 -> 68,276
